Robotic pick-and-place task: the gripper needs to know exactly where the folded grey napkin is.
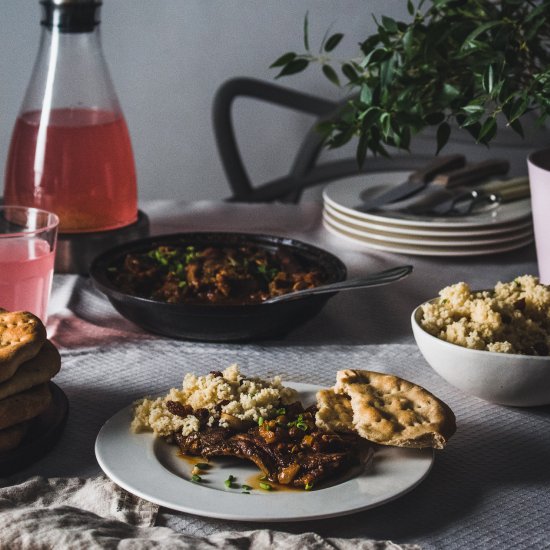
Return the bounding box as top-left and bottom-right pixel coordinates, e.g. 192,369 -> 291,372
0,476 -> 420,549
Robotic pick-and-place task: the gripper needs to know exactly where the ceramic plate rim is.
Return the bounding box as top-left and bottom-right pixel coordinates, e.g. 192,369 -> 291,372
323,205 -> 533,247
95,382 -> 434,522
323,200 -> 533,238
322,172 -> 532,229
323,215 -> 533,257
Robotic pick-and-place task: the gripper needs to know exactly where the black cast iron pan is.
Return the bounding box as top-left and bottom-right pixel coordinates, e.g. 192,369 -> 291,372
89,232 -> 347,342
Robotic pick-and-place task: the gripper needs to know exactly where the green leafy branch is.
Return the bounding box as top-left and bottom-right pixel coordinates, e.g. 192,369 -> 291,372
271,0 -> 550,165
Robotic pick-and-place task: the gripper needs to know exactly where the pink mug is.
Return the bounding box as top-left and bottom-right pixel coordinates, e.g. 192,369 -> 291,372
527,147 -> 550,284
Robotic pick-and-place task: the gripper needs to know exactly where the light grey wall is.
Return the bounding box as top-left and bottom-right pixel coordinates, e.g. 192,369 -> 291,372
1,1 -> 546,204
2,0 -> 408,203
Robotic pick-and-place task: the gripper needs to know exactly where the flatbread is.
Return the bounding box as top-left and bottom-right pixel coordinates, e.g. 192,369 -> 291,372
315,389 -> 355,434
334,369 -> 456,449
0,310 -> 47,383
0,422 -> 29,453
0,383 -> 52,430
0,340 -> 60,400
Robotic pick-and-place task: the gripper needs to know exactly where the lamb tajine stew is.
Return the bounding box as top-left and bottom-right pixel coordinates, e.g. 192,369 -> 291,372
108,241 -> 328,305
174,401 -> 365,490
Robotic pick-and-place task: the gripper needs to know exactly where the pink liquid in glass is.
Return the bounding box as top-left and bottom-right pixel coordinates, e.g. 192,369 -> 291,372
4,108 -> 138,233
0,238 -> 55,321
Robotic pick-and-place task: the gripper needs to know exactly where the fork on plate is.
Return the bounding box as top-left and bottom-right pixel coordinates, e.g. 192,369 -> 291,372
415,176 -> 530,216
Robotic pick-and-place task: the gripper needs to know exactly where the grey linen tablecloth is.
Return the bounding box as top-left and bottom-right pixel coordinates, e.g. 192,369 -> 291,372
1,201 -> 549,549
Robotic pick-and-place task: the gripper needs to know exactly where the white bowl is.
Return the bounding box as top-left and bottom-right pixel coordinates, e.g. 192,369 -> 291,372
411,301 -> 550,407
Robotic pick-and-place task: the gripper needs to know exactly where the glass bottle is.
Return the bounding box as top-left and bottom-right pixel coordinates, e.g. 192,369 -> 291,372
4,0 -> 138,234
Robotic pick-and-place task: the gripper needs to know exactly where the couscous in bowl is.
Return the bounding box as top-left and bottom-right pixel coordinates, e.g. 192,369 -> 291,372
411,277 -> 550,407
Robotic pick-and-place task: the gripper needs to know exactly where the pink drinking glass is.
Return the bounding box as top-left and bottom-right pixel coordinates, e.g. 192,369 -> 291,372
0,206 -> 59,322
527,148 -> 550,284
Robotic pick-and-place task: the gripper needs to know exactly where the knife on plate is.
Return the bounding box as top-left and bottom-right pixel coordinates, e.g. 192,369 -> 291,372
356,154 -> 466,212
357,157 -> 510,212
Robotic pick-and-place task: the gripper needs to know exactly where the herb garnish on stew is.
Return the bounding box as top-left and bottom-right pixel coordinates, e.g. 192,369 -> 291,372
109,243 -> 327,305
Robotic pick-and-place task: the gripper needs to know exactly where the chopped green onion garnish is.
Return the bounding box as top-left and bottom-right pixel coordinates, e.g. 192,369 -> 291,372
256,263 -> 278,282
191,474 -> 202,482
258,417 -> 264,426
224,474 -> 235,488
241,484 -> 252,491
185,246 -> 199,263
276,408 -> 286,415
259,482 -> 272,491
287,414 -> 305,428
305,482 -> 314,491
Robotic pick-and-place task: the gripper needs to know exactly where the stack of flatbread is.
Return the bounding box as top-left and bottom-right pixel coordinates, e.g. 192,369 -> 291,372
0,309 -> 61,453
317,369 -> 456,449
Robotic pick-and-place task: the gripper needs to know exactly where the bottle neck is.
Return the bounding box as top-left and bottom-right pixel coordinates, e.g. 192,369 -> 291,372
20,9 -> 121,116
40,0 -> 102,34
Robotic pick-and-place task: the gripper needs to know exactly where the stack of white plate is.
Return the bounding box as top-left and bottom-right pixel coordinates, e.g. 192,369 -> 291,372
322,172 -> 533,256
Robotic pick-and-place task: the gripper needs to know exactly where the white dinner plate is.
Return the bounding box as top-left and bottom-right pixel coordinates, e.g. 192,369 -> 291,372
324,204 -> 534,247
95,383 -> 434,522
323,172 -> 532,229
323,214 -> 534,257
324,200 -> 533,238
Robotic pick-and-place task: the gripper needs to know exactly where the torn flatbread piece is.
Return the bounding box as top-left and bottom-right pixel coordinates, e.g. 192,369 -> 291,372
0,383 -> 52,431
0,310 -> 47,383
334,369 -> 456,449
0,340 -> 61,400
315,389 -> 355,434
